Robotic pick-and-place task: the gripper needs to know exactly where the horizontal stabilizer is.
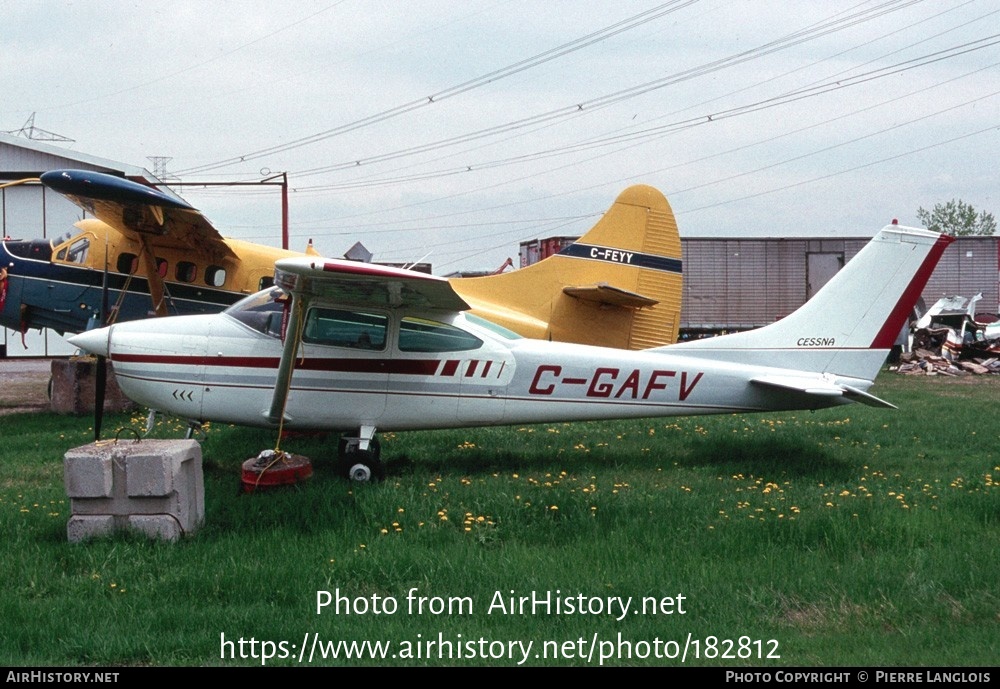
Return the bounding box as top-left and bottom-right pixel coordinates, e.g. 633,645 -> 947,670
840,384 -> 897,409
751,375 -> 896,409
751,375 -> 844,398
562,283 -> 659,308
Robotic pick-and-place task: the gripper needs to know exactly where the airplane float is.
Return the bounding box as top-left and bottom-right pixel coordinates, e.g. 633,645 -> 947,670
69,221 -> 951,482
1,170 -> 682,350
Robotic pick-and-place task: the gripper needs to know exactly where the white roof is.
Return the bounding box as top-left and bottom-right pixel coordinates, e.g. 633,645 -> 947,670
0,131 -> 153,181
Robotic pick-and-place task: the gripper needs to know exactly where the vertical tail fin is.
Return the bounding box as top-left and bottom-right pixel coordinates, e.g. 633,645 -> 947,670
666,224 -> 953,381
451,185 -> 683,350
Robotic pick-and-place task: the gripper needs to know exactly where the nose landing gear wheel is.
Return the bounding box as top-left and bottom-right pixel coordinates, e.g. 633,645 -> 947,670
347,463 -> 372,483
338,436 -> 384,482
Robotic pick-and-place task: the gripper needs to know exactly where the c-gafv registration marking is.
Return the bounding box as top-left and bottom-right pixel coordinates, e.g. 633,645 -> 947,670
529,365 -> 704,401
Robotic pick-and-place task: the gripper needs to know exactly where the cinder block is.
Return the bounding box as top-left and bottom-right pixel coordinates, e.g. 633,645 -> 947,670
50,358 -> 135,415
128,515 -> 183,542
67,515 -> 116,543
63,439 -> 204,542
64,452 -> 113,498
126,453 -> 176,497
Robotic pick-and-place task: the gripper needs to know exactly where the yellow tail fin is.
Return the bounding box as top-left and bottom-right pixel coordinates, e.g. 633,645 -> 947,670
450,185 -> 682,350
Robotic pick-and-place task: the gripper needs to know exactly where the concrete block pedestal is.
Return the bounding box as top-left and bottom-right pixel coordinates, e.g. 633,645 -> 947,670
64,439 -> 204,542
50,357 -> 135,415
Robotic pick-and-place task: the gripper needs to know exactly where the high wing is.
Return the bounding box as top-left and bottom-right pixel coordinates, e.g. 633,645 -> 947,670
265,257 -> 470,428
273,256 -> 469,311
40,169 -> 236,263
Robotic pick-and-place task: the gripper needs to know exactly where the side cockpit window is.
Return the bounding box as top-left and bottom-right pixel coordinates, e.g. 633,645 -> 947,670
303,308 -> 388,350
399,317 -> 482,352
54,235 -> 91,264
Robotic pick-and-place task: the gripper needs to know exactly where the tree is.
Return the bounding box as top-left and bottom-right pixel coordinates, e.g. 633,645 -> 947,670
916,199 -> 996,236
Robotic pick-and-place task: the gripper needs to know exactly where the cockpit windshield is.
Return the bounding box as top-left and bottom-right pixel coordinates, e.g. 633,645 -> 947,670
225,287 -> 286,337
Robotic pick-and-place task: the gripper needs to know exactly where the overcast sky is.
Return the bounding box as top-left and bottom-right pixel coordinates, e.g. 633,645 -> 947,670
3,0 -> 998,272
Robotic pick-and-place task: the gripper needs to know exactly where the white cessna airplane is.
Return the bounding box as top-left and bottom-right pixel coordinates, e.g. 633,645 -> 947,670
70,223 -> 951,481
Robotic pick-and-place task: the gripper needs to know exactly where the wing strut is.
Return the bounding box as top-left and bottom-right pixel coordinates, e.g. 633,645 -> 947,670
137,235 -> 168,317
265,296 -> 306,426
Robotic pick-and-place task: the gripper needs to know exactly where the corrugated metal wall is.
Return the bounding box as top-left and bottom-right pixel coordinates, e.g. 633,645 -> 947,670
679,236 -> 998,332
921,237 -> 999,316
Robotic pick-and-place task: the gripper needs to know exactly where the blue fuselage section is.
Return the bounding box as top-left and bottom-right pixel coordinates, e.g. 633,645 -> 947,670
1,240 -> 241,334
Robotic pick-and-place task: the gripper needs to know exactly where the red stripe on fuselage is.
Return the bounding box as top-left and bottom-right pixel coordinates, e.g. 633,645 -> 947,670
870,234 -> 954,349
111,353 -> 440,375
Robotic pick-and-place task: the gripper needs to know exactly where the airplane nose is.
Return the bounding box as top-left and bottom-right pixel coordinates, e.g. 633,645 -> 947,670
68,327 -> 111,357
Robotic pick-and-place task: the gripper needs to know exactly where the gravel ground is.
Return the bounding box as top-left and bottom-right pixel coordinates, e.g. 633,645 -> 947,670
0,358 -> 55,414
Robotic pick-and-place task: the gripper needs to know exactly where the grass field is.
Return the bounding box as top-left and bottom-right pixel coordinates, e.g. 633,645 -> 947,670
1,372 -> 997,667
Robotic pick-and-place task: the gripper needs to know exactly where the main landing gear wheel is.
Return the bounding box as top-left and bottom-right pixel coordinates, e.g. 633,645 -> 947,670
338,435 -> 385,482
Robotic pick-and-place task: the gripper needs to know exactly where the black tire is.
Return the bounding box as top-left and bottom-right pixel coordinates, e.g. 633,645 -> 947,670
338,436 -> 384,482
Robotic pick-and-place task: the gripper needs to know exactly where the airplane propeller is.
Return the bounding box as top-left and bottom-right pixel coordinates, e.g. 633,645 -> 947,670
92,240 -> 111,441
93,353 -> 106,441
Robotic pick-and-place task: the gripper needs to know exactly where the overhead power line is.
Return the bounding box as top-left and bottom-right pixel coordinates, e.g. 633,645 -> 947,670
173,1 -> 700,175
248,0 -> 932,180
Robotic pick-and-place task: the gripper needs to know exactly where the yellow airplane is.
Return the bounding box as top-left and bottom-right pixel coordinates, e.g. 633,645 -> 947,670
1,170 -> 681,349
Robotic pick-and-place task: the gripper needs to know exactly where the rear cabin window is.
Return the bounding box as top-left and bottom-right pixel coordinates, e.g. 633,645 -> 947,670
206,265 -> 226,287
176,261 -> 197,283
156,258 -> 168,278
303,308 -> 387,350
117,253 -> 138,274
399,317 -> 482,352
